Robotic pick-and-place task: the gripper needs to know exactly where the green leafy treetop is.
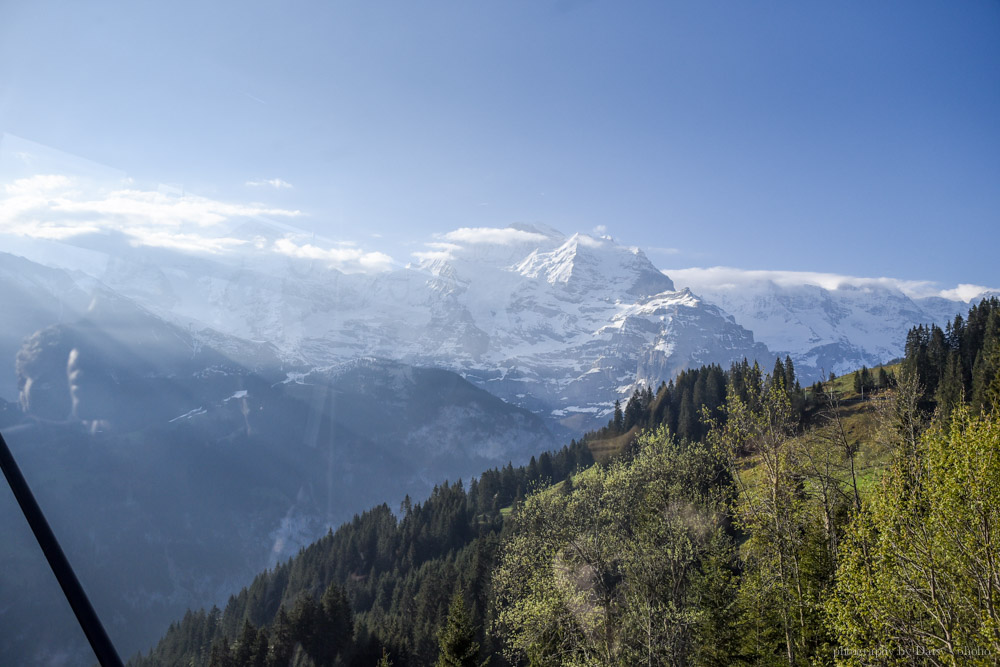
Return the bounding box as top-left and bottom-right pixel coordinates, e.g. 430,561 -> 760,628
829,406 -> 1000,663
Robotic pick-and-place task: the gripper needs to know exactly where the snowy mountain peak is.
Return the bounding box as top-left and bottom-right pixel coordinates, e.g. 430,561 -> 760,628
515,232 -> 674,298
3,229 -> 984,435
667,269 -> 974,378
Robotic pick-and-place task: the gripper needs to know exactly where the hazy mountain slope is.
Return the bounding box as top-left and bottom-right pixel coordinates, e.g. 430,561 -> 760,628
0,304 -> 554,664
0,252 -> 94,401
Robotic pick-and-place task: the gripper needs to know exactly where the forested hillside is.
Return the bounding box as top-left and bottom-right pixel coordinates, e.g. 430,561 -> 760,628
133,298 -> 1000,666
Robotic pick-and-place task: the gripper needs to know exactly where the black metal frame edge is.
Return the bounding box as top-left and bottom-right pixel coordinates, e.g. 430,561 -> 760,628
0,431 -> 124,667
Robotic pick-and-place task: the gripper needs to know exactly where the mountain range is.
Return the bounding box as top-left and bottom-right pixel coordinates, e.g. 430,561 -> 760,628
0,225 -> 986,663
3,225 -> 980,434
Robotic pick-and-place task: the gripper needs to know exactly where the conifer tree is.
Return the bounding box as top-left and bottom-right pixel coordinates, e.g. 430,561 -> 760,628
783,355 -> 796,394
624,388 -> 642,430
971,318 -> 1000,413
207,637 -> 234,667
935,351 -> 964,420
926,325 -> 948,395
538,452 -> 554,484
772,357 -> 786,390
677,389 -> 697,442
232,620 -> 264,667
526,456 -> 539,484
320,582 -> 354,661
613,399 -> 624,432
435,592 -> 481,667
268,607 -> 294,667
877,366 -> 890,389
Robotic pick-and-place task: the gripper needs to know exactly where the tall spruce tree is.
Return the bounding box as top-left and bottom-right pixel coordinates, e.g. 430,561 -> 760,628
676,389 -> 697,442
435,592 -> 481,667
935,351 -> 964,420
772,357 -> 786,390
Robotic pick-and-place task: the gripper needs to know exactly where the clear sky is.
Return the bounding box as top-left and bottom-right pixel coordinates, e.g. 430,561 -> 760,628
1,1 -> 998,288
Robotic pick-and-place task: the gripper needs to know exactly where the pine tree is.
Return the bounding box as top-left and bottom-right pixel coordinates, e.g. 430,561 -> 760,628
926,325 -> 948,395
538,452 -> 554,484
527,456 -> 539,484
772,357 -> 786,390
624,388 -> 642,430
935,351 -> 964,420
903,325 -> 931,397
320,582 -> 354,661
435,592 -> 481,667
971,316 -> 1000,413
731,360 -> 748,404
677,389 -> 697,443
613,399 -> 624,433
783,355 -> 796,394
207,637 -> 234,667
232,620 -> 264,667
268,607 -> 294,667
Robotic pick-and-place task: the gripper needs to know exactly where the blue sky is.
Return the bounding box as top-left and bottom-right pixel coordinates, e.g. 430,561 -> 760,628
1,1 -> 998,288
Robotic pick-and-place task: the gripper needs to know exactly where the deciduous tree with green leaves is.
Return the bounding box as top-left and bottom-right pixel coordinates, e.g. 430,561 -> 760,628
707,376 -> 835,664
493,427 -> 736,666
828,407 -> 1000,664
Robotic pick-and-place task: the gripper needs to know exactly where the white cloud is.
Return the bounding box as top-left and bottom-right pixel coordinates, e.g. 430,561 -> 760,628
411,242 -> 462,263
123,229 -> 249,254
442,226 -> 549,245
940,284 -> 999,302
274,237 -> 394,273
592,224 -> 607,235
574,233 -> 605,248
0,173 -> 302,255
246,178 -> 293,189
646,246 -> 681,256
4,173 -> 74,195
665,267 -> 997,303
55,188 -> 300,227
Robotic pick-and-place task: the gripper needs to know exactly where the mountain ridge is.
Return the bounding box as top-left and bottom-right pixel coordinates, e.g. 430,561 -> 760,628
2,228 -> 985,433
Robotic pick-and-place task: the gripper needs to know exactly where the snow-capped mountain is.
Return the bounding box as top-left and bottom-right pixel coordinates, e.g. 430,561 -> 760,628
666,269 -> 974,378
4,227 -> 984,433
42,228 -> 766,433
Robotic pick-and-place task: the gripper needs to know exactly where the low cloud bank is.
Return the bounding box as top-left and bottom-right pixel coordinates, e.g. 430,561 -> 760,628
666,267 -> 997,303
